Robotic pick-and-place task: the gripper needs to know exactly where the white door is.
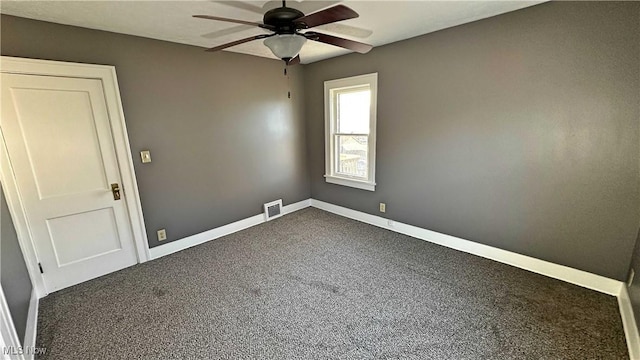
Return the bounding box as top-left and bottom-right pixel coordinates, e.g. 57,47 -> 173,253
1,73 -> 138,293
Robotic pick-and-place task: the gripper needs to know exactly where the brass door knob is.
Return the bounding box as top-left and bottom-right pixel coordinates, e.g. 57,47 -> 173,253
111,183 -> 121,200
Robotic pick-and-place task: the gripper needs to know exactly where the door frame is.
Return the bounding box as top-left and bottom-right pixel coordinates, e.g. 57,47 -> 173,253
0,285 -> 23,360
0,56 -> 150,298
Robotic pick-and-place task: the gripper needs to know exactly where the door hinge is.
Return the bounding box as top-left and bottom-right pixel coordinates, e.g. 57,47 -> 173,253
38,263 -> 43,274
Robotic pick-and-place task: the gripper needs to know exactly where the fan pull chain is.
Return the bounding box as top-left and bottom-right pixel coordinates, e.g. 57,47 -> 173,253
284,66 -> 291,99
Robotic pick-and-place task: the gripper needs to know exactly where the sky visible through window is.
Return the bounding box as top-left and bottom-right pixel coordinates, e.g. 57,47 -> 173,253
338,89 -> 370,134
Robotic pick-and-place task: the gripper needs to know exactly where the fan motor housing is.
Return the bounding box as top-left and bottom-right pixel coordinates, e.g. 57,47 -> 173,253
264,7 -> 304,33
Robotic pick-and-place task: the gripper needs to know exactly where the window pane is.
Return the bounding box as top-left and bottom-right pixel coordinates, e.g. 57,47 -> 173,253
337,89 -> 370,134
336,135 -> 368,178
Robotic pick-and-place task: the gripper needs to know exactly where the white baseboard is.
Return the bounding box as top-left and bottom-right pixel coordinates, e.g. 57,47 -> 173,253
619,286 -> 640,359
310,199 -> 623,296
149,199 -> 311,259
21,290 -> 38,360
149,196 -> 624,295
147,197 -> 636,357
310,199 -> 640,356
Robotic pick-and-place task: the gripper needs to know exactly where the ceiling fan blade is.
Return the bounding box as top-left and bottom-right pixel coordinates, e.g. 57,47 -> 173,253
193,15 -> 275,30
202,24 -> 254,40
214,1 -> 265,14
291,1 -> 341,16
205,34 -> 272,52
315,23 -> 373,39
216,1 -> 299,14
287,55 -> 301,66
305,32 -> 372,54
293,5 -> 358,29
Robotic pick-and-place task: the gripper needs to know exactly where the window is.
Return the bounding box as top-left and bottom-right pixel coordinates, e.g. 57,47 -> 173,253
324,73 -> 378,191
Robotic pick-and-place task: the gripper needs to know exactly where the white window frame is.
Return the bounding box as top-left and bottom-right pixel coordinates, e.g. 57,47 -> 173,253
324,73 -> 378,191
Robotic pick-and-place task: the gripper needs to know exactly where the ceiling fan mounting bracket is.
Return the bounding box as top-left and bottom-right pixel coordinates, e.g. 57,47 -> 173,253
263,7 -> 305,34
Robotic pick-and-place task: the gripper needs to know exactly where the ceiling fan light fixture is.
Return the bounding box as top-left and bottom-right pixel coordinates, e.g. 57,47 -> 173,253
196,4 -> 371,63
264,34 -> 307,60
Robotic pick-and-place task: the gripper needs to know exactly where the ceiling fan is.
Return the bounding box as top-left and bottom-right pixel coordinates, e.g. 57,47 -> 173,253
193,1 -> 373,65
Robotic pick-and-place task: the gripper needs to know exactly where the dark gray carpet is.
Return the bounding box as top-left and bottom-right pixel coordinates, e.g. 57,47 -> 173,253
36,208 -> 628,359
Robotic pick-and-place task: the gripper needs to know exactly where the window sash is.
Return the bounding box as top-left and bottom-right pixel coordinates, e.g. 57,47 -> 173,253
334,133 -> 368,136
333,134 -> 369,180
331,89 -> 372,180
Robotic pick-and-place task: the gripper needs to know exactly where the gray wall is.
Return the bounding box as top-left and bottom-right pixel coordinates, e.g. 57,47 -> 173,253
0,15 -> 310,247
1,186 -> 33,345
304,1 -> 640,281
1,3 -> 638,280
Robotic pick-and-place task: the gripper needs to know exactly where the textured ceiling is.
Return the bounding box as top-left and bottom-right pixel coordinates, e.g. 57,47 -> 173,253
0,1 -> 545,64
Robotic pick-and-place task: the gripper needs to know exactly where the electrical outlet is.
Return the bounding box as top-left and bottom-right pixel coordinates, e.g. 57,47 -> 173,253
140,150 -> 152,163
157,229 -> 167,241
379,203 -> 386,213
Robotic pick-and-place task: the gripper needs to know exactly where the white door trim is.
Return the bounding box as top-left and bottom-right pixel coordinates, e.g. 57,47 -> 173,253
0,56 -> 150,298
1,135 -> 46,299
0,286 -> 25,360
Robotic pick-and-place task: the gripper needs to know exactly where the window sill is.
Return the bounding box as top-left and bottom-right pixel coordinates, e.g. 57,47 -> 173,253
324,175 -> 376,191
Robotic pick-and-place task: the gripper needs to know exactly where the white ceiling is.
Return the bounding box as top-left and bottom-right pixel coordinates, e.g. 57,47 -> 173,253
0,1 -> 545,64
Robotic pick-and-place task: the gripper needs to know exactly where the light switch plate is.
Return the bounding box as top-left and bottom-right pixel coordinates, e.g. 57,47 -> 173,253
140,150 -> 151,163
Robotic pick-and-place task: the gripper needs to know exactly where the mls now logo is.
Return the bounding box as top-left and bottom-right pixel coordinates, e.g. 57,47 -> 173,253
3,346 -> 47,356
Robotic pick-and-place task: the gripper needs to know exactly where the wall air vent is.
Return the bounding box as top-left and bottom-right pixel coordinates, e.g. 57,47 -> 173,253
264,199 -> 283,221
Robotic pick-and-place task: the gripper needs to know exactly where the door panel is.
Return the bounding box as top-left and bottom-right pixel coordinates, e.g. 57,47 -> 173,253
1,73 -> 138,293
11,87 -> 108,199
46,207 -> 123,266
